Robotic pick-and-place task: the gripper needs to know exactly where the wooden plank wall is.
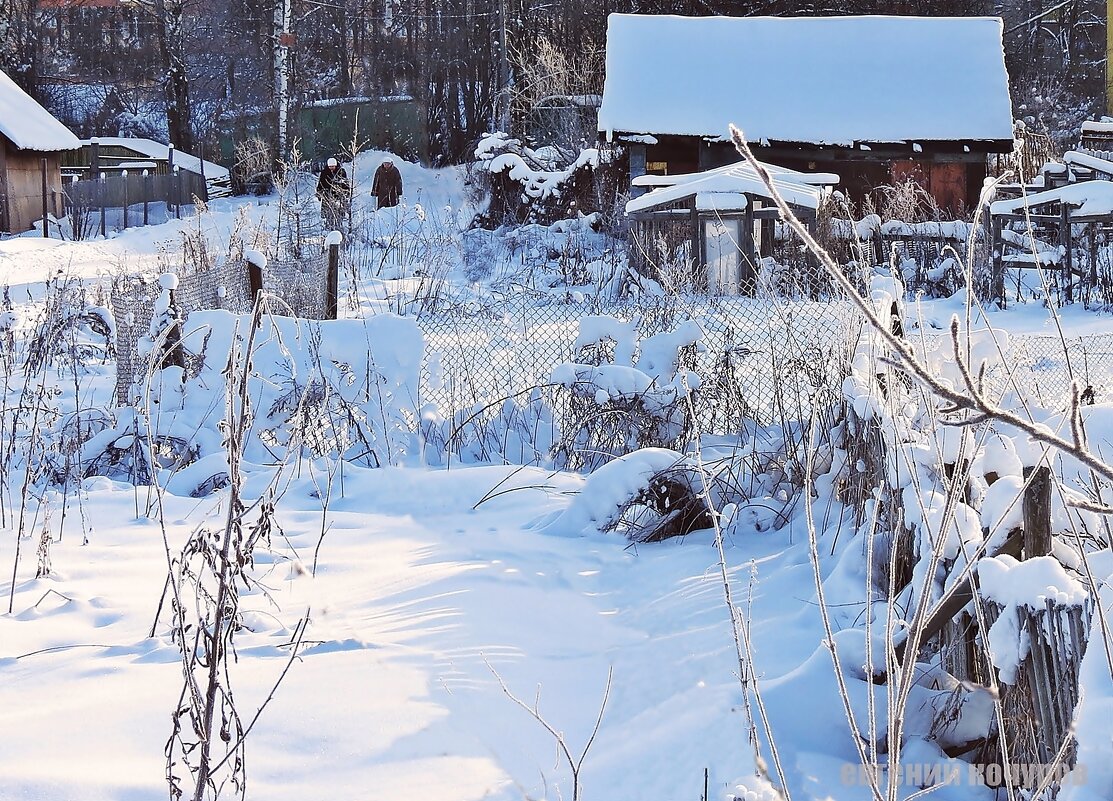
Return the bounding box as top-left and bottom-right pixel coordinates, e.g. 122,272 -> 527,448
1,144 -> 65,234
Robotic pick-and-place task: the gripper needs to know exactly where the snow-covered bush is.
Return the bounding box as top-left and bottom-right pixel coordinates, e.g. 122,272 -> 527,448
550,316 -> 704,471
469,132 -> 602,227
420,390 -> 559,468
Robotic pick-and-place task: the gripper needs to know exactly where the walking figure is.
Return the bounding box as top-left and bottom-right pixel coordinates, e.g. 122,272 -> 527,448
372,158 -> 403,209
316,157 -> 351,231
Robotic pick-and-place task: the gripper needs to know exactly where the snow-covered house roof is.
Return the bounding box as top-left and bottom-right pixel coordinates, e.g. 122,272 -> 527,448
0,68 -> 81,152
598,14 -> 1014,147
80,138 -> 229,180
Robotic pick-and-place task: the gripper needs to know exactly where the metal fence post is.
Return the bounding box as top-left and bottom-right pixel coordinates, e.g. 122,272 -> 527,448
121,170 -> 129,230
166,143 -> 175,212
143,170 -> 150,226
174,166 -> 182,219
99,172 -> 106,237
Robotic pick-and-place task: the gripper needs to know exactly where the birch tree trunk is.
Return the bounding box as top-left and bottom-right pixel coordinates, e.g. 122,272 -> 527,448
273,0 -> 293,162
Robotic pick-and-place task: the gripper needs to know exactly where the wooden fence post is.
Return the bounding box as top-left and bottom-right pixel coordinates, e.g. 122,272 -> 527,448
1060,203 -> 1073,304
990,213 -> 1004,305
1023,464 -> 1053,559
326,231 -> 342,320
143,170 -> 150,226
40,158 -> 48,237
245,251 -> 265,306
121,170 -> 129,230
89,137 -> 100,179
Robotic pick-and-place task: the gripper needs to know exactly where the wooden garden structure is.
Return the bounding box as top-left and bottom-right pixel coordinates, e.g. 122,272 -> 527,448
625,160 -> 835,294
989,180 -> 1113,304
599,14 -> 1015,214
0,68 -> 80,234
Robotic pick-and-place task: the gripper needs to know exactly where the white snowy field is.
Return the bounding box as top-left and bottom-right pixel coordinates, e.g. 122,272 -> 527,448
1,151 -> 1112,801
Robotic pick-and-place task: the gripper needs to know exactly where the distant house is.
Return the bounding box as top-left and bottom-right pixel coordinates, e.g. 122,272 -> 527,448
63,137 -> 231,198
0,68 -> 81,234
598,14 -> 1015,213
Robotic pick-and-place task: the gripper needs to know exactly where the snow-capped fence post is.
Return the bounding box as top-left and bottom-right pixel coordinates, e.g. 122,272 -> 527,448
98,172 -> 106,238
121,170 -> 129,230
143,170 -> 150,226
990,213 -> 1004,304
1022,464 -> 1052,558
166,143 -> 175,212
326,230 -> 342,319
1060,203 -> 1074,304
40,158 -> 49,238
174,166 -> 182,220
245,250 -> 266,305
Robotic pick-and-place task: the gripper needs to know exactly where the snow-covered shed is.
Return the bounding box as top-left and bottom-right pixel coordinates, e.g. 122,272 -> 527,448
0,68 -> 81,234
598,14 -> 1014,213
625,160 -> 835,294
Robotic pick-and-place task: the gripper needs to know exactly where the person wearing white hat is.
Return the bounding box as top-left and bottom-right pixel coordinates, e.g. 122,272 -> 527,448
316,156 -> 351,230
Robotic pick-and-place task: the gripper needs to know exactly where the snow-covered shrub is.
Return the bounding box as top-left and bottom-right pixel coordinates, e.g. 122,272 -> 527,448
550,316 -> 703,471
420,390 -> 559,467
469,132 -> 601,227
231,136 -> 274,197
546,447 -> 711,541
21,274 -> 114,375
171,311 -> 424,471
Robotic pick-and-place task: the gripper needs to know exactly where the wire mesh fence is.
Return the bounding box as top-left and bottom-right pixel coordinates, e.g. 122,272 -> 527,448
414,293 -> 862,433
112,251 -> 331,404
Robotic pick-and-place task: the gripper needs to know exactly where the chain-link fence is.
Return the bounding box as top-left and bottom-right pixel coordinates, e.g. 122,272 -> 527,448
414,293 -> 1113,437
414,294 -> 862,433
112,251 -> 330,404
975,332 -> 1113,405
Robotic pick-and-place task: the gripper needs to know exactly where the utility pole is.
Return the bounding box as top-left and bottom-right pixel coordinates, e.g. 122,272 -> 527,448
1107,0 -> 1113,115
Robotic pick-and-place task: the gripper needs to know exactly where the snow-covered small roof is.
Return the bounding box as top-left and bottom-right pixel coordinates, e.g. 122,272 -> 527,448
1063,150 -> 1113,175
81,138 -> 229,180
990,181 -> 1113,218
632,159 -> 840,189
599,14 -> 1014,146
626,161 -> 827,215
0,68 -> 81,152
1081,120 -> 1113,134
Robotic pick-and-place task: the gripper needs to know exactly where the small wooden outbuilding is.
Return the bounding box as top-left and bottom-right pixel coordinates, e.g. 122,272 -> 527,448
598,14 -> 1015,214
0,68 -> 81,234
625,160 -> 836,294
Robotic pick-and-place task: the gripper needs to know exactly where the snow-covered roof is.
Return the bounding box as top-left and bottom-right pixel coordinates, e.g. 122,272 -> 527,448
991,181 -> 1113,218
81,138 -> 229,180
1063,150 -> 1113,175
1081,120 -> 1113,134
598,14 -> 1014,146
626,161 -> 827,214
632,159 -> 840,189
0,68 -> 81,152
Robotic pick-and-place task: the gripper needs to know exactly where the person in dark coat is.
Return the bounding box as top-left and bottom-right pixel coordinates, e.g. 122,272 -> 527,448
372,158 -> 403,209
316,157 -> 351,230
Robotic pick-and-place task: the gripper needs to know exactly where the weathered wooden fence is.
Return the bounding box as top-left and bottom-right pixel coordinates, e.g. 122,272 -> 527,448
64,168 -> 208,236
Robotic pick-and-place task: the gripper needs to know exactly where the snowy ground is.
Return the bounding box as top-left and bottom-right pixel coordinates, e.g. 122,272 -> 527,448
1,152 -> 1110,801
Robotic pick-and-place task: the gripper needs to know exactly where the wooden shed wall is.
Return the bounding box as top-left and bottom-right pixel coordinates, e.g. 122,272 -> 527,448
1,138 -> 65,234
627,135 -> 997,215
